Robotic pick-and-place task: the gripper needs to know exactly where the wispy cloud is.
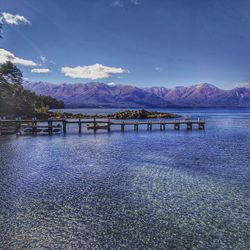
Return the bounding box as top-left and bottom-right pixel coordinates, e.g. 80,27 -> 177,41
0,48 -> 37,67
130,0 -> 140,5
39,56 -> 47,64
1,12 -> 31,25
111,0 -> 123,8
155,66 -> 164,73
31,68 -> 51,73
61,63 -> 126,80
38,55 -> 56,66
111,0 -> 140,8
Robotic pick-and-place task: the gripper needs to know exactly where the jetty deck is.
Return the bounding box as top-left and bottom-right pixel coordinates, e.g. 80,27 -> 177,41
0,118 -> 205,135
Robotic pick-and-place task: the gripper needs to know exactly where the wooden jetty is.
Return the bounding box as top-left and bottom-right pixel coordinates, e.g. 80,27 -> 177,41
0,117 -> 205,135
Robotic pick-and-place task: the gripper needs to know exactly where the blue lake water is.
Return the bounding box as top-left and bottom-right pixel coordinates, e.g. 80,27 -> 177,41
0,108 -> 250,249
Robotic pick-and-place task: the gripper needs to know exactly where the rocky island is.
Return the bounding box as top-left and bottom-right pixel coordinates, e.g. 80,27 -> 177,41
107,109 -> 180,119
49,109 -> 181,120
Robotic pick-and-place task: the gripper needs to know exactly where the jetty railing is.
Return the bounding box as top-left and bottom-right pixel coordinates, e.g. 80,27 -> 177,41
0,117 -> 205,135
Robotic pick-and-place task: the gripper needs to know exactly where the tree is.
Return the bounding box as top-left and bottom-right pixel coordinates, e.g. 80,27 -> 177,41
0,61 -> 23,85
0,62 -> 64,117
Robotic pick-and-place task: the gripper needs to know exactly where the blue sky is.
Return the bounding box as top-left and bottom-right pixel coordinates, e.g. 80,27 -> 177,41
0,0 -> 250,89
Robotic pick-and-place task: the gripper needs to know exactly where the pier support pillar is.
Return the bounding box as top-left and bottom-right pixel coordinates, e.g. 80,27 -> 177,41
16,117 -> 22,134
78,119 -> 82,134
15,117 -> 19,133
19,118 -> 22,131
34,118 -> 38,134
121,122 -> 125,132
0,118 -> 2,136
48,119 -> 53,135
107,119 -> 111,132
187,122 -> 192,130
162,123 -> 166,131
63,119 -> 67,134
32,118 -> 35,134
160,121 -> 165,131
198,123 -> 205,130
174,123 -> 180,130
32,118 -> 37,134
93,118 -> 97,132
147,121 -> 152,131
134,123 -> 138,131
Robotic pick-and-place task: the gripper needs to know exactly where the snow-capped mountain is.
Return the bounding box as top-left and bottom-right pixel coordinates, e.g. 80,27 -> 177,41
23,82 -> 250,108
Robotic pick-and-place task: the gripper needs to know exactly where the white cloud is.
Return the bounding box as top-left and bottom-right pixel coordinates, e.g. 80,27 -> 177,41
1,12 -> 31,25
130,0 -> 140,5
111,0 -> 123,7
236,81 -> 250,88
61,63 -> 126,80
155,66 -> 164,72
0,48 -> 37,67
31,68 -> 51,73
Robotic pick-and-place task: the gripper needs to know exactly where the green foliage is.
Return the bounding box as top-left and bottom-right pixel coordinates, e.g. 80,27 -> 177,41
113,109 -> 148,119
35,106 -> 50,118
0,61 -> 23,84
0,62 -> 64,117
37,94 -> 64,109
112,109 -> 180,119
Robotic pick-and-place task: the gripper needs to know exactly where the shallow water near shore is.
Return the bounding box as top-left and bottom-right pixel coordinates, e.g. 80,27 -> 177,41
0,108 -> 250,249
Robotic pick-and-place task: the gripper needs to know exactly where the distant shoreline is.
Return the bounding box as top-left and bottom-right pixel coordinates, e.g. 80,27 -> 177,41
52,106 -> 250,110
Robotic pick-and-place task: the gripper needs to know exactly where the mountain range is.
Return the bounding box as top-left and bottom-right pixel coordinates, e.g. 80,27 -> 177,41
23,82 -> 250,108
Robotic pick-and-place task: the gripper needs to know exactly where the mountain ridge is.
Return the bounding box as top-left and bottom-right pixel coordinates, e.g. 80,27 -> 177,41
23,81 -> 250,108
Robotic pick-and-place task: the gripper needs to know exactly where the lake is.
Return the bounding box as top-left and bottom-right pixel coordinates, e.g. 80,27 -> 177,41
0,108 -> 249,249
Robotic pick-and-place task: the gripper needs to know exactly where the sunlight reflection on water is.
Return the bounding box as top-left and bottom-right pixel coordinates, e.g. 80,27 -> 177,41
0,108 -> 249,249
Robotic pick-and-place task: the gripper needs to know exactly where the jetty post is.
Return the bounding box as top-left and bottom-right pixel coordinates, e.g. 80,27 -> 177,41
160,120 -> 166,131
32,117 -> 38,134
174,119 -> 180,130
78,118 -> 82,134
48,118 -> 53,135
147,120 -> 152,131
15,117 -> 18,133
198,118 -> 205,130
149,121 -> 152,131
18,117 -> 22,133
16,117 -> 22,133
0,117 -> 2,136
107,118 -> 111,132
62,118 -> 67,134
134,121 -> 139,131
93,117 -> 97,132
121,121 -> 125,132
187,119 -> 192,130
32,118 -> 34,134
